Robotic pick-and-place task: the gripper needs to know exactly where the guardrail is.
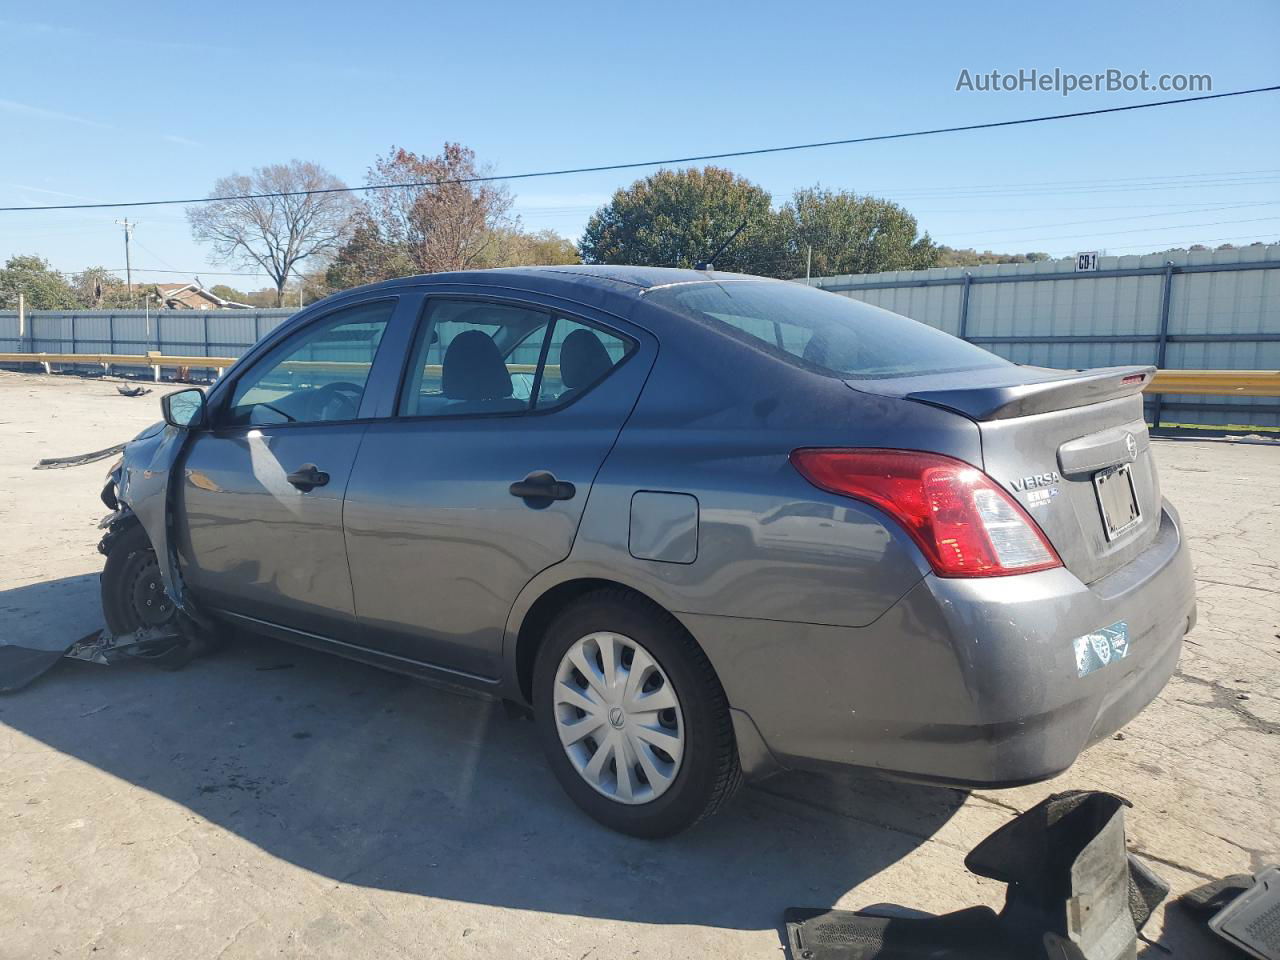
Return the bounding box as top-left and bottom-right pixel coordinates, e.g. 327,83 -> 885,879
0,350 -> 238,380
1146,369 -> 1280,397
0,352 -> 552,381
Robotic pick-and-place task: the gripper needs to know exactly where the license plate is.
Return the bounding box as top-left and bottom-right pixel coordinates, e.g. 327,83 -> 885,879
1094,463 -> 1141,540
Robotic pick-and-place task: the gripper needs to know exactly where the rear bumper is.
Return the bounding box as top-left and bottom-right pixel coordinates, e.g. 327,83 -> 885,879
687,500 -> 1195,785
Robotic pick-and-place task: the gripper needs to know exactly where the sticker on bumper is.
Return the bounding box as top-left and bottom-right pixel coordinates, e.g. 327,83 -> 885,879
1073,621 -> 1129,677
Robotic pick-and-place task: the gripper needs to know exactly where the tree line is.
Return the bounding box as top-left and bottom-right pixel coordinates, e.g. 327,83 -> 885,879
4,140 -> 1259,311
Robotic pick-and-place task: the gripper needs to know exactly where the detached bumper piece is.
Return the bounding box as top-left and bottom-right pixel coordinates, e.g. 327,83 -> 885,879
1180,865 -> 1280,960
785,791 -> 1167,960
64,626 -> 190,667
0,626 -> 200,694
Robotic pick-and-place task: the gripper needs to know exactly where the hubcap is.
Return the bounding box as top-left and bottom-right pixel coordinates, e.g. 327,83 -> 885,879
552,632 -> 684,805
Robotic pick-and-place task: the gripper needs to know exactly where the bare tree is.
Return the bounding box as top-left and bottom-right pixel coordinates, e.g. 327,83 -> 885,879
365,143 -> 515,273
187,161 -> 356,306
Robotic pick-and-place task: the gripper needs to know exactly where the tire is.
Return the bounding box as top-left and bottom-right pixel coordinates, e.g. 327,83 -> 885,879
533,588 -> 741,838
100,522 -> 192,669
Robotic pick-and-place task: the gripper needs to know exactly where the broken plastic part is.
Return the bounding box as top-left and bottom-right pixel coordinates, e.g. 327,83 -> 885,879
1182,866 -> 1280,960
784,791 -> 1167,960
63,626 -> 188,666
0,626 -> 192,693
33,441 -> 127,470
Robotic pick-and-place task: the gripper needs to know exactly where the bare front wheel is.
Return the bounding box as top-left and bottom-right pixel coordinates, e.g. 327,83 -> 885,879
534,589 -> 740,837
100,522 -> 192,669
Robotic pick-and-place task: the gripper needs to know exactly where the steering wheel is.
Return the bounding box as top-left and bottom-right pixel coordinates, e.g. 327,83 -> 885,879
307,381 -> 364,421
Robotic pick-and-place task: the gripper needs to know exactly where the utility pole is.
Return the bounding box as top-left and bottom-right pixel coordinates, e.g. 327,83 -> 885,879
114,218 -> 136,298
806,245 -> 812,283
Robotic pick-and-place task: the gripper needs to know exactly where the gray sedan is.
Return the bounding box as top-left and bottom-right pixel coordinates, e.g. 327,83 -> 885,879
98,266 -> 1196,837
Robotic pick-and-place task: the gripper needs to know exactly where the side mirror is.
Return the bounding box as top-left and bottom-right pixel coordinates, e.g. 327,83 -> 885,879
161,388 -> 207,429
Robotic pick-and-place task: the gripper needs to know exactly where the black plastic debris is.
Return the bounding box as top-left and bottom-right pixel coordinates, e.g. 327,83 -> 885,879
1180,865 -> 1280,959
65,625 -> 195,670
116,384 -> 152,397
33,441 -> 126,470
0,640 -> 85,693
784,791 -> 1167,960
0,626 -> 201,694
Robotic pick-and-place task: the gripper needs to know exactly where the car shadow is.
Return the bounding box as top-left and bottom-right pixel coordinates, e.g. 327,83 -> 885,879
0,577 -> 967,933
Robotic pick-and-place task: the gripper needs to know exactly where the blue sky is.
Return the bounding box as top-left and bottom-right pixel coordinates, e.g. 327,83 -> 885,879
1,0 -> 1277,289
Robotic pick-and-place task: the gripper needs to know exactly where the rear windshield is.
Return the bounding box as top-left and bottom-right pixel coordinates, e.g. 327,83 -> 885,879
645,280 -> 1011,379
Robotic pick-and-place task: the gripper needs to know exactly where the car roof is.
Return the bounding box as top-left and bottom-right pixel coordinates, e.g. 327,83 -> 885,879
370,264 -> 766,296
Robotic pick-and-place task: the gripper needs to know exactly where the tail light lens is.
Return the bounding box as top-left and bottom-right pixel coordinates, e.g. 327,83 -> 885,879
789,448 -> 1062,577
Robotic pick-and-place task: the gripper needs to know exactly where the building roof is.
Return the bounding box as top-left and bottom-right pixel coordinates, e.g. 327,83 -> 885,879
147,281 -> 252,309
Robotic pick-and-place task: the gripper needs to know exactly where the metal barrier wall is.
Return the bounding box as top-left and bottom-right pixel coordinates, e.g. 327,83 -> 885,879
809,244 -> 1280,429
4,249 -> 1280,429
0,308 -> 297,376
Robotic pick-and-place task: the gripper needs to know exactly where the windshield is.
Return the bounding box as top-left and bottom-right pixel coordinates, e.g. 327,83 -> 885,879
645,280 -> 1011,379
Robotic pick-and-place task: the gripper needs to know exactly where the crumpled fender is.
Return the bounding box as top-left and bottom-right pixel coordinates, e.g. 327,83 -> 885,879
116,422 -> 191,609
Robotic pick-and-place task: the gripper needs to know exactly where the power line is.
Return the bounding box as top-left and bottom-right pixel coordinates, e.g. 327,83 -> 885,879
956,201 -> 1280,236
3,84 -> 1276,214
1090,233 -> 1279,253
952,214 -> 1280,248
103,266 -> 274,278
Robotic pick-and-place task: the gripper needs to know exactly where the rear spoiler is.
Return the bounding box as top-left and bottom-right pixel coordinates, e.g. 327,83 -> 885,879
863,365 -> 1156,421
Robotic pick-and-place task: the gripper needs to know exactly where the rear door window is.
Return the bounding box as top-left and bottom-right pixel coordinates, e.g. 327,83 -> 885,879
536,318 -> 630,409
398,299 -> 634,417
399,300 -> 549,417
645,280 -> 1010,379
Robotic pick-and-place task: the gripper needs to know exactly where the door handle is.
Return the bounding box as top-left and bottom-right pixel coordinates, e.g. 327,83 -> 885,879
509,471 -> 575,502
286,463 -> 330,492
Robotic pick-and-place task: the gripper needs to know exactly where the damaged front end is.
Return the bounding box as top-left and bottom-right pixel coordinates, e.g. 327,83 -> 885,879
89,418 -> 215,664
2,414 -> 212,693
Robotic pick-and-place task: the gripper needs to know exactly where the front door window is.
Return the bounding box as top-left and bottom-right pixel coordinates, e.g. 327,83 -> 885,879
227,300 -> 394,426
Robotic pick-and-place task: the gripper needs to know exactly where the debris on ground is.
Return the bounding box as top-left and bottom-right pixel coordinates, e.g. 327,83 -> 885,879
33,442 -> 126,470
785,791 -> 1167,960
0,631 -> 101,693
64,626 -> 191,668
1179,866 -> 1280,959
116,385 -> 152,397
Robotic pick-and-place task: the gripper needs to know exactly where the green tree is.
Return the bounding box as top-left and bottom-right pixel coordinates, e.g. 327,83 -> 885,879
325,217 -> 414,291
579,167 -> 781,273
476,228 -> 579,268
70,266 -> 128,307
776,188 -> 938,278
0,255 -> 79,309
935,247 -> 1051,267
209,283 -> 250,303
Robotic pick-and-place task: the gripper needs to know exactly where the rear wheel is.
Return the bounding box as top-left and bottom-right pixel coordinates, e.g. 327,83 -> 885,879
100,523 -> 191,669
533,589 -> 740,837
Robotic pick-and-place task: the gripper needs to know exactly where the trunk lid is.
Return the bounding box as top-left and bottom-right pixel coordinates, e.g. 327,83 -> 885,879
848,365 -> 1161,584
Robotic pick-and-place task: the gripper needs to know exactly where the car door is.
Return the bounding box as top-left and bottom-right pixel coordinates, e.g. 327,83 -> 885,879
342,292 -> 653,680
174,297 -> 403,637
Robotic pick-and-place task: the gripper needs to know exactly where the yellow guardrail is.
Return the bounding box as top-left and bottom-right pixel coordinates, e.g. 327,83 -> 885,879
0,353 -> 553,380
1145,369 -> 1280,397
1,352 -> 1277,396
0,350 -> 238,370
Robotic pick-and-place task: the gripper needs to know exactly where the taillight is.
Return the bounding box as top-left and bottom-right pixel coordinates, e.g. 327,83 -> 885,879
789,448 -> 1062,578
